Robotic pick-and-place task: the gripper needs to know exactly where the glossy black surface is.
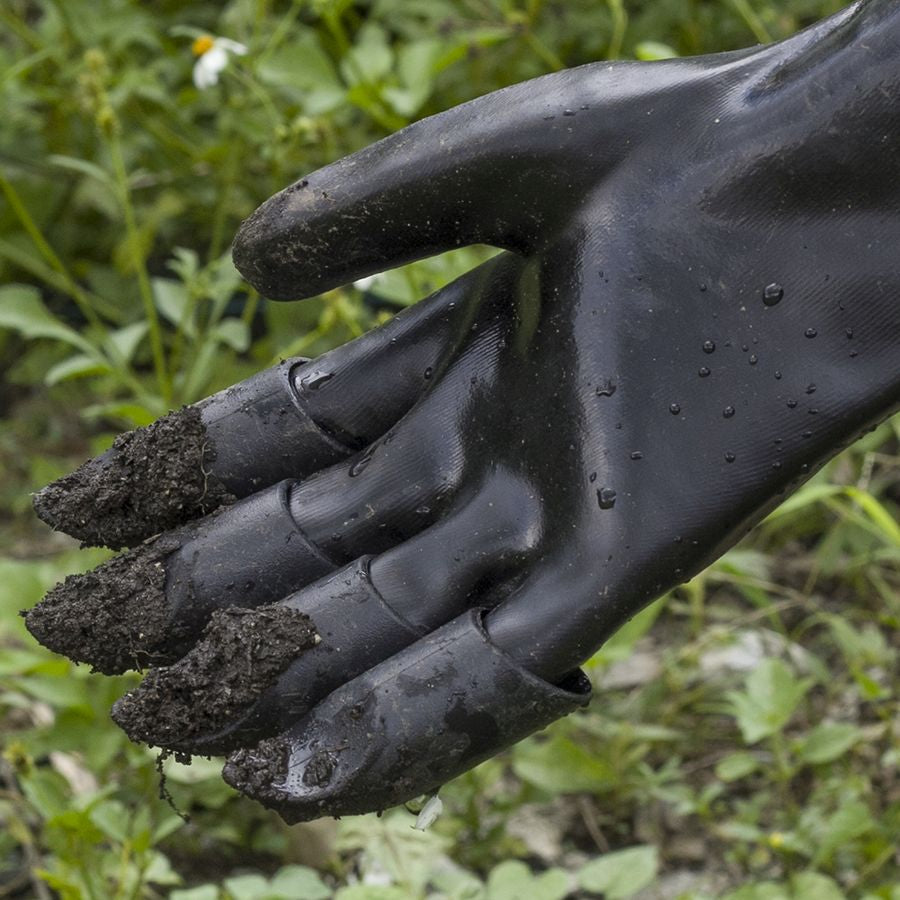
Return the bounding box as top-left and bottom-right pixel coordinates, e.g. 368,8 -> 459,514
234,0 -> 899,686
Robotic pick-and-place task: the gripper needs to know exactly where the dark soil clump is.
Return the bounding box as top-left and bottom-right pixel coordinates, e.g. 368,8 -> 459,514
112,606 -> 317,754
223,735 -> 292,801
33,405 -> 233,550
23,535 -> 181,675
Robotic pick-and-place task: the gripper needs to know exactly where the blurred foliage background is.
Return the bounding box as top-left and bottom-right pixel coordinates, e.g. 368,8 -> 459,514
0,0 -> 897,897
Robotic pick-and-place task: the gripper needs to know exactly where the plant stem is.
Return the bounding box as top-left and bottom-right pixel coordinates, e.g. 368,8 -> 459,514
0,173 -> 152,400
261,0 -> 305,57
0,7 -> 41,49
240,289 -> 260,327
106,130 -> 172,405
0,235 -> 120,321
729,0 -> 772,43
208,122 -> 240,262
524,31 -> 565,71
269,321 -> 328,365
768,730 -> 797,817
227,66 -> 283,134
606,0 -> 628,60
0,172 -> 106,332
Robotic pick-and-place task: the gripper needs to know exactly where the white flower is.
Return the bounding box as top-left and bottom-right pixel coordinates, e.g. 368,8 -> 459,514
192,34 -> 247,90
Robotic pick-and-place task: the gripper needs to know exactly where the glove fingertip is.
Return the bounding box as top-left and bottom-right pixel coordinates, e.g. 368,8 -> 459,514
33,405 -> 231,550
24,535 -> 181,675
113,605 -> 317,754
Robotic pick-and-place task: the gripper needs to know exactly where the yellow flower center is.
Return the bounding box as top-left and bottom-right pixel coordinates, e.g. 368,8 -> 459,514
192,35 -> 215,57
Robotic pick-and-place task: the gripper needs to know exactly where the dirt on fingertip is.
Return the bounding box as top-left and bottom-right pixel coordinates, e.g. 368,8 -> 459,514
223,734 -> 292,801
22,535 -> 182,675
112,606 -> 317,754
32,405 -> 233,550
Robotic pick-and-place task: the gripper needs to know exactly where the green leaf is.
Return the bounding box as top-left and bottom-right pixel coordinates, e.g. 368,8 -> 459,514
90,799 -> 131,842
383,85 -> 430,117
224,874 -> 270,900
107,320 -> 149,361
170,887 -> 220,900
716,821 -> 764,842
822,614 -> 883,666
766,482 -> 842,520
46,154 -> 116,191
269,866 -> 331,900
143,851 -> 183,887
167,247 -> 200,283
727,658 -> 813,744
211,318 -> 250,352
588,596 -> 666,666
15,675 -> 93,710
716,548 -> 772,581
383,39 -> 442,115
334,888 -> 409,900
813,799 -> 875,865
342,24 -> 393,85
429,863 -> 484,899
486,860 -> 570,900
83,401 -> 161,426
397,39 -> 443,86
152,277 -> 195,337
257,33 -> 341,92
578,846 -> 659,899
153,813 -> 187,843
796,722 -> 862,764
721,883 -> 790,900
304,84 -> 348,115
0,647 -> 50,676
0,284 -> 94,352
335,812 -> 449,895
634,41 -> 678,61
842,486 -> 900,546
791,871 -> 846,900
512,735 -> 615,794
716,751 -> 760,782
45,353 -> 111,386
19,769 -> 71,819
36,867 -> 92,900
161,756 -> 226,784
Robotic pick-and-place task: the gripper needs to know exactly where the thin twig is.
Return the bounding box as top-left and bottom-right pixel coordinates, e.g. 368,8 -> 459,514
577,796 -> 610,853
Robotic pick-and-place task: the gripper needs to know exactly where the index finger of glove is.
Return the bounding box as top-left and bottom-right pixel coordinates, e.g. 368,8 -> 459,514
231,69 -> 627,300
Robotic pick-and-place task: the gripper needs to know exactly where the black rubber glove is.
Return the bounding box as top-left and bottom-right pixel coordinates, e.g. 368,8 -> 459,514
26,0 -> 899,823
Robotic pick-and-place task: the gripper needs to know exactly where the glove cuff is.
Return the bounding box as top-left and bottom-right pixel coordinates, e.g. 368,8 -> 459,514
201,358 -> 351,494
223,608 -> 592,822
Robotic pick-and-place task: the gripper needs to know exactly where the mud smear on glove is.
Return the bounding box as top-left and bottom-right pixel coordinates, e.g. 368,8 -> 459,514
223,734 -> 293,804
112,606 -> 317,755
23,535 -> 182,675
33,405 -> 233,550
